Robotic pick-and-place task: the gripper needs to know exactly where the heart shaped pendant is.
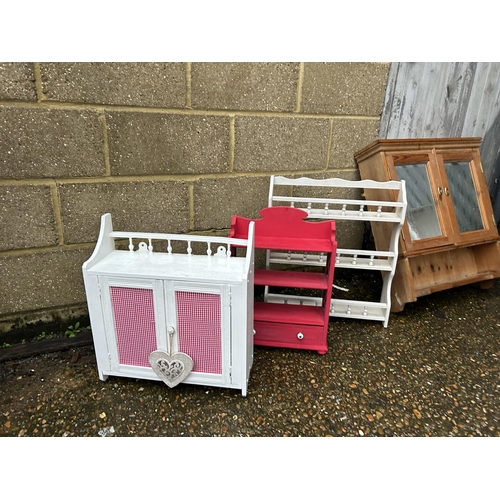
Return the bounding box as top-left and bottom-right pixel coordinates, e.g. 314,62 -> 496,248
149,350 -> 194,388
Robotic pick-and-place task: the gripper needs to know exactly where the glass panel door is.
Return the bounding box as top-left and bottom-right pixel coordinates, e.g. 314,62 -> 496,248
395,162 -> 442,240
388,153 -> 455,253
443,160 -> 483,233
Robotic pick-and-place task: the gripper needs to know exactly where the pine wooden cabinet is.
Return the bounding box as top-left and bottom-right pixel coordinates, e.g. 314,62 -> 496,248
355,137 -> 500,312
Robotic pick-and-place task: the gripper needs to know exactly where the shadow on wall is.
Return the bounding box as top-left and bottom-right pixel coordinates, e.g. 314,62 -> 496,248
482,111 -> 500,229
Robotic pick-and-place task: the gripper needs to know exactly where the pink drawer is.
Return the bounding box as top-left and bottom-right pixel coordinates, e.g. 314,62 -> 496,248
254,320 -> 328,354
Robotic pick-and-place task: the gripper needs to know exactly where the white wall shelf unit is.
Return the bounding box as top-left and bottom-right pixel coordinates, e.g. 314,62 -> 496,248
266,176 -> 407,327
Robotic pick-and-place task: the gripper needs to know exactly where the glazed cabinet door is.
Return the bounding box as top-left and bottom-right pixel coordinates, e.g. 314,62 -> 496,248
436,150 -> 499,246
100,276 -> 166,379
386,152 -> 455,254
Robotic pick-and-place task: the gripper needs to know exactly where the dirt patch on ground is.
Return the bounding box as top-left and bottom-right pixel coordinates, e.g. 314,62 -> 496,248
1,277 -> 499,437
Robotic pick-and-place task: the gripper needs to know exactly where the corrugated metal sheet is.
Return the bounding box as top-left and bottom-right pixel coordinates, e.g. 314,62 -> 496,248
379,62 -> 500,225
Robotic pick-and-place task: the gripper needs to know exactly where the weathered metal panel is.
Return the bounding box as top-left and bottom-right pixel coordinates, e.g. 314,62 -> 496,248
379,62 -> 500,225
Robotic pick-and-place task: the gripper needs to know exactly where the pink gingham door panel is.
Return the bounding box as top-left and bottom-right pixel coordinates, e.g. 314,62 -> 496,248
100,276 -> 230,387
100,277 -> 167,377
165,281 -> 231,387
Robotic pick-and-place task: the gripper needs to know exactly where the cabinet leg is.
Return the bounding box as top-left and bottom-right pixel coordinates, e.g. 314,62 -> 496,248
317,350 -> 328,355
390,299 -> 406,313
478,279 -> 496,290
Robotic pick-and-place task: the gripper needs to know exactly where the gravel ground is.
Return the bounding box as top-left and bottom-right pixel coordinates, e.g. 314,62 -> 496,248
1,278 -> 500,438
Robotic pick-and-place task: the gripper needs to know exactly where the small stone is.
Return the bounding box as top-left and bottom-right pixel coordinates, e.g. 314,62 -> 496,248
413,409 -> 422,419
99,412 -> 106,419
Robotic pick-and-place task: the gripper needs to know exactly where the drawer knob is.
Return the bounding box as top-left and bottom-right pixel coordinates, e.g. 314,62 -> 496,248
297,332 -> 304,340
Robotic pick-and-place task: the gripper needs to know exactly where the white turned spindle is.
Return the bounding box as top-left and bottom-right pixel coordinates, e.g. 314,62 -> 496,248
377,206 -> 382,217
359,205 -> 364,216
148,238 -> 153,252
352,254 -> 357,265
324,203 -> 329,215
307,202 -> 312,214
363,307 -> 368,316
128,238 -> 134,252
347,305 -> 351,315
341,204 -> 347,215
167,240 -> 172,254
207,242 -> 212,256
369,255 -> 374,266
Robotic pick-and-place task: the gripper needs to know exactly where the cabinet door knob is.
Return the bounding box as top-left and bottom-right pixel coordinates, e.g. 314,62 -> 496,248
437,186 -> 443,196
297,332 -> 304,340
445,187 -> 450,196
167,326 -> 176,335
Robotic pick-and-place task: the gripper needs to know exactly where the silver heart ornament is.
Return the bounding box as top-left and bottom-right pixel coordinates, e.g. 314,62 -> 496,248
149,350 -> 194,388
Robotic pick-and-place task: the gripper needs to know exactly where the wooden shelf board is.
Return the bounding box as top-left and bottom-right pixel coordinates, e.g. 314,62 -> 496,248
330,299 -> 387,322
335,257 -> 393,271
253,236 -> 333,253
265,293 -> 321,306
254,269 -> 328,289
268,250 -> 394,271
306,208 -> 403,223
414,272 -> 499,297
254,302 -> 325,326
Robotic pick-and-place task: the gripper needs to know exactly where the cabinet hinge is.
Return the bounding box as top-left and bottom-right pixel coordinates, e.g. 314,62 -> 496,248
480,161 -> 484,174
387,167 -> 392,180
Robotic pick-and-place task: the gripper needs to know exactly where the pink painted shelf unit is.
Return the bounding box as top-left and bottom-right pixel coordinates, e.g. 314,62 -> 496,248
230,206 -> 337,354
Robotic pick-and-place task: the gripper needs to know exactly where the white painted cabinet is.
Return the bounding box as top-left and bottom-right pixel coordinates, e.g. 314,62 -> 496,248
83,214 -> 255,396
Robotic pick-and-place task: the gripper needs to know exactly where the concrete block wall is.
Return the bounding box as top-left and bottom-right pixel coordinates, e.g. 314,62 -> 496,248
0,62 -> 390,332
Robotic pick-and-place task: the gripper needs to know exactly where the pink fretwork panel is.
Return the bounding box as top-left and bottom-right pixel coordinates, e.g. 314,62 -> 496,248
110,287 -> 157,367
175,291 -> 222,375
